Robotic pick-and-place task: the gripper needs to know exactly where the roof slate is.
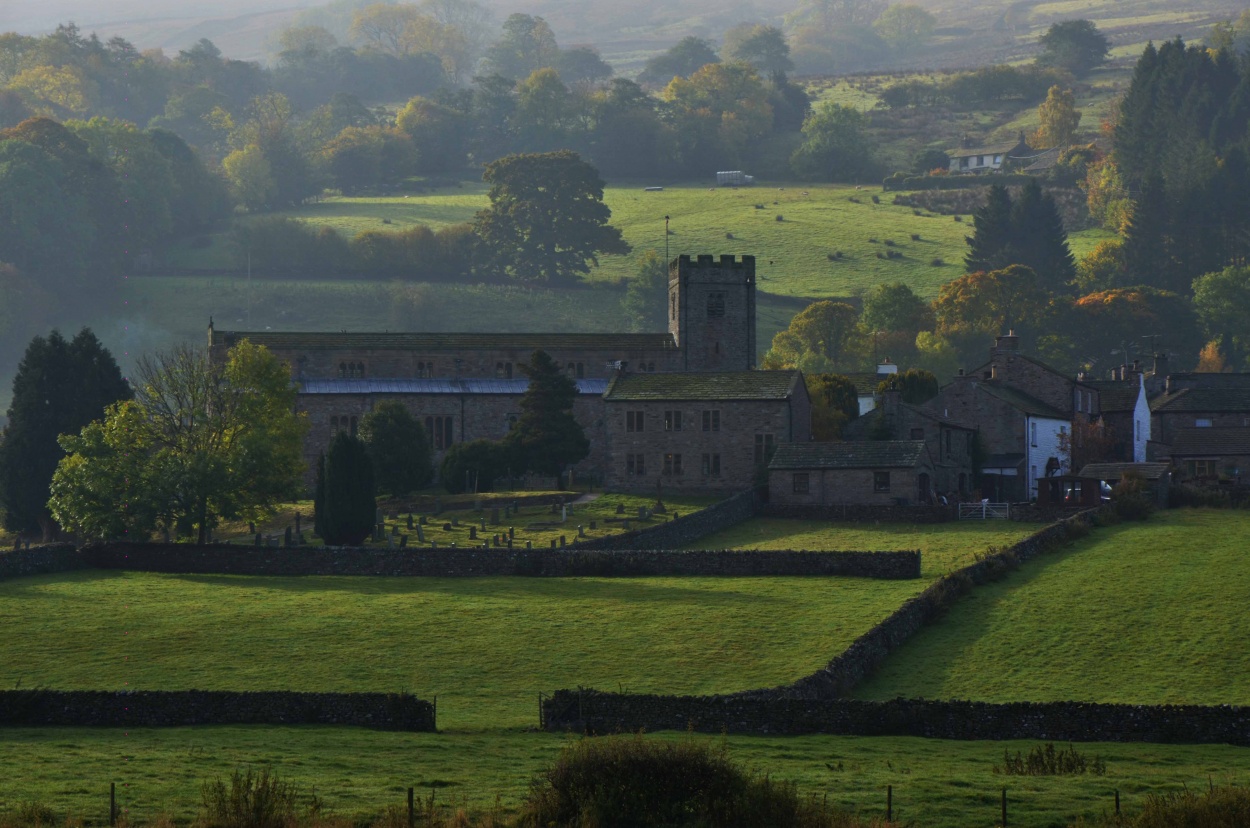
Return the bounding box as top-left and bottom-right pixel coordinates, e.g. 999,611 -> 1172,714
768,440 -> 927,470
1085,380 -> 1141,413
1151,388 -> 1250,414
299,378 -> 610,395
213,330 -> 678,352
979,384 -> 1069,419
1169,427 -> 1250,457
604,371 -> 800,401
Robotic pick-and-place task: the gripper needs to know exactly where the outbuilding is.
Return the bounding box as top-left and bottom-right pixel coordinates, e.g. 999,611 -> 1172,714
768,441 -> 937,507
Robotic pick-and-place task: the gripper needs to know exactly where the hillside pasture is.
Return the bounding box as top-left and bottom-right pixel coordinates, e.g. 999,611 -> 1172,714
685,519 -> 1037,578
856,509 -> 1250,705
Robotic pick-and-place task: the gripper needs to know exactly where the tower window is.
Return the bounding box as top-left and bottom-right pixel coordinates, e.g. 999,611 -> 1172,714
707,292 -> 725,318
671,294 -> 676,321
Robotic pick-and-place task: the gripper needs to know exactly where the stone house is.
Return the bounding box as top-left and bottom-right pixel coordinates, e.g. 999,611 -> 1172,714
603,371 -> 811,494
768,441 -> 936,507
1083,371 -> 1150,462
841,390 -> 975,496
922,334 -> 1094,501
1166,427 -> 1250,482
947,134 -> 1032,174
1149,373 -> 1250,447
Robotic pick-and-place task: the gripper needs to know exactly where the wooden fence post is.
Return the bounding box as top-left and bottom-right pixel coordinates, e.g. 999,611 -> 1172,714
110,782 -> 116,826
887,784 -> 892,821
1001,788 -> 1007,827
407,786 -> 414,828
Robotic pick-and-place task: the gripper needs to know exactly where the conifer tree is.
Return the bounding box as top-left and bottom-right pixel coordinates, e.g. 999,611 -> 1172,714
1008,178 -> 1076,293
0,328 -> 130,539
964,184 -> 1014,274
504,349 -> 589,484
360,401 -> 432,496
318,432 -> 375,546
1121,174 -> 1172,290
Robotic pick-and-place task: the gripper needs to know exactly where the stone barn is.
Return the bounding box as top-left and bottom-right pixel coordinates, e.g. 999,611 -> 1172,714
768,441 -> 937,507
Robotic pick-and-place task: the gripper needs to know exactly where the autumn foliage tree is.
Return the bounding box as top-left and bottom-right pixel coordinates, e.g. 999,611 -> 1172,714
934,265 -> 1054,353
762,300 -> 864,372
806,373 -> 860,440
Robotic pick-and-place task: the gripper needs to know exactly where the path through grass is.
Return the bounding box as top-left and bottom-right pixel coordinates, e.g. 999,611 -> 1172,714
856,509 -> 1250,705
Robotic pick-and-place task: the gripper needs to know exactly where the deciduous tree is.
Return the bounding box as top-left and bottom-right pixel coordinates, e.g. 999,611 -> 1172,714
872,4 -> 936,48
806,373 -> 860,440
474,150 -> 629,284
1036,19 -> 1109,77
622,250 -> 669,333
1030,85 -> 1081,148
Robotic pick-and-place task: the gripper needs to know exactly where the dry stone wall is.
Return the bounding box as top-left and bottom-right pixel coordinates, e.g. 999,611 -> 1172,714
572,489 -> 758,550
0,690 -> 434,730
0,544 -> 84,581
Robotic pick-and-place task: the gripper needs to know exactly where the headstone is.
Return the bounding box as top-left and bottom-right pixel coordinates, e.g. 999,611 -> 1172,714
450,542 -> 456,549
407,514 -> 414,530
419,515 -> 427,526
623,520 -> 631,530
452,517 -> 460,527
391,524 -> 400,537
387,535 -> 394,548
284,526 -> 293,547
416,525 -> 425,543
526,540 -> 533,549
508,527 -> 515,539
578,524 -> 585,538
507,539 -> 513,549
673,512 -> 679,520
469,526 -> 477,540
431,540 -> 437,548
550,539 -> 557,548
480,518 -> 486,531
443,522 -> 453,531
12,538 -> 19,551
638,506 -> 647,520
400,535 -> 408,547
616,504 -> 625,515
504,506 -> 512,519
295,513 -> 302,533
561,505 -> 568,523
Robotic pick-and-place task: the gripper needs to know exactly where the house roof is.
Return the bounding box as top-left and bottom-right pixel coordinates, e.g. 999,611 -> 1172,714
1150,388 -> 1250,414
604,371 -> 802,402
1169,427 -> 1250,458
299,378 -> 610,395
211,329 -> 678,353
768,440 -> 927,470
1020,147 -> 1062,173
979,384 -> 1068,420
1077,462 -> 1171,481
843,372 -> 886,395
1085,380 -> 1141,413
949,141 -> 1021,158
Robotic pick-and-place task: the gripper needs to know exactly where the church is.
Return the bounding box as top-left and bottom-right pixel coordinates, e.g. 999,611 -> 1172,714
208,254 -> 811,492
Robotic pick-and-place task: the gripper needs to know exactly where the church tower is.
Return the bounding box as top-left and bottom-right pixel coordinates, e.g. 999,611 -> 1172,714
668,254 -> 757,371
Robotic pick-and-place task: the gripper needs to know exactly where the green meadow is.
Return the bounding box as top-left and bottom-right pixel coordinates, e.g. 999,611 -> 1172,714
856,509 -> 1250,705
686,518 -> 1037,578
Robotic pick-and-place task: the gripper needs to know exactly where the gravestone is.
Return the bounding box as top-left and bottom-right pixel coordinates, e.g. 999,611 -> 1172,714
616,504 -> 625,515
526,541 -> 533,550
469,526 -> 477,540
400,535 -> 408,547
406,514 -> 414,529
416,525 -> 425,543
577,524 -> 585,538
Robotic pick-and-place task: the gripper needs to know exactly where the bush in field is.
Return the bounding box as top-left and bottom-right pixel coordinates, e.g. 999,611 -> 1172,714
200,768 -> 303,828
519,735 -> 875,828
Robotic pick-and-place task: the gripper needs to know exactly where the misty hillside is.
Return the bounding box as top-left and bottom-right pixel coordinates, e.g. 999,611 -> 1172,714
4,0 -> 1238,67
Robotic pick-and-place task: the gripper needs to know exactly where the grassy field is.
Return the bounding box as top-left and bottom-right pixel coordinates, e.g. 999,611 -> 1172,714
856,509 -> 1250,705
0,570 -> 922,728
171,183 -> 1111,302
3,726 -> 1250,826
685,519 -> 1037,579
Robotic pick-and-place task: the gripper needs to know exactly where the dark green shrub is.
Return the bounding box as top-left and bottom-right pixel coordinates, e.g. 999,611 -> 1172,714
1112,472 -> 1153,522
318,432 -> 376,545
1169,482 -> 1232,509
360,402 -> 433,496
440,440 -> 514,494
200,768 -> 303,828
518,735 -> 869,828
5,802 -> 57,826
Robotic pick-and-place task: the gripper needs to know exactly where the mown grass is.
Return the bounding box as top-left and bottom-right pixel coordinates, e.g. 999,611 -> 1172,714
2,726 -> 1249,827
0,571 -> 920,728
684,519 -> 1037,579
856,509 -> 1250,705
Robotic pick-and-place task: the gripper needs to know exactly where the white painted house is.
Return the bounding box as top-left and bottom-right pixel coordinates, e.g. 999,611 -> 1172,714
948,135 -> 1033,174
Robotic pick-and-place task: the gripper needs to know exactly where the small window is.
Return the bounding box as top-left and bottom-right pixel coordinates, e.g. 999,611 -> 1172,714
945,430 -> 952,455
792,472 -> 810,494
707,292 -> 725,318
670,293 -> 676,321
627,411 -> 644,432
702,410 -> 721,432
910,427 -> 924,440
663,453 -> 682,476
702,453 -> 721,477
1187,459 -> 1217,478
1030,422 -> 1038,447
339,362 -> 347,378
330,416 -> 340,432
754,433 -> 775,465
627,453 -> 645,476
994,154 -> 1002,164
425,416 -> 454,450
1196,418 -> 1213,428
1135,420 -> 1140,441
648,362 -> 655,372
664,410 -> 682,432
873,471 -> 890,493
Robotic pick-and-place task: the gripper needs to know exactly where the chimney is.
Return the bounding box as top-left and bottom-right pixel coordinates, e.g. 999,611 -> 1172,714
882,387 -> 902,418
990,363 -> 1000,380
1153,352 -> 1168,377
877,357 -> 898,377
994,331 -> 1019,353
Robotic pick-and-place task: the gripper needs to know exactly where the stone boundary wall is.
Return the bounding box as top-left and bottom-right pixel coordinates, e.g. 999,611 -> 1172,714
760,503 -> 956,524
0,690 -> 435,731
571,489 -> 758,551
0,544 -> 85,581
79,543 -> 920,579
542,690 -> 1250,745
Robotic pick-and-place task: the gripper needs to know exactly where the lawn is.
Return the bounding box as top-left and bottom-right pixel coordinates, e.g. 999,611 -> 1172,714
0,570 -> 921,729
3,726 -> 1250,827
856,509 -> 1250,705
685,518 -> 1037,578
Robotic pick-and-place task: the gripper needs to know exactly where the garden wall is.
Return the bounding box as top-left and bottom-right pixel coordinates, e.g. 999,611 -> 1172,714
542,690 -> 1250,745
571,489 -> 758,550
80,543 -> 919,579
0,690 -> 435,731
760,503 -> 955,523
0,544 -> 85,581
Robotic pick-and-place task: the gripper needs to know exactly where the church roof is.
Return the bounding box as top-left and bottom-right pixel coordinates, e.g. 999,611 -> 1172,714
299,378 -> 610,395
211,329 -> 678,352
604,371 -> 802,401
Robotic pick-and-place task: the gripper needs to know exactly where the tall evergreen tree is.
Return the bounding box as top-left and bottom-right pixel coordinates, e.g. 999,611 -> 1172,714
504,349 -> 589,484
0,328 -> 129,539
313,452 -> 326,540
964,184 -> 1014,274
318,432 -> 375,546
1121,174 -> 1172,289
1008,178 -> 1076,293
359,401 -> 432,496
